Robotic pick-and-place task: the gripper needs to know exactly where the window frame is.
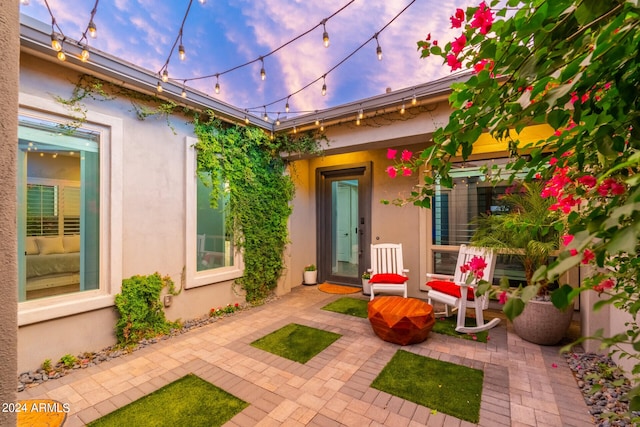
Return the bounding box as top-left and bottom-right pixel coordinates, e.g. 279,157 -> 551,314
17,93 -> 123,326
184,136 -> 243,289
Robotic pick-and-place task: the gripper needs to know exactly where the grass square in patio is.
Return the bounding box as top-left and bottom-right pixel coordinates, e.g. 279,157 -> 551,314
371,350 -> 483,423
322,297 -> 369,318
88,374 -> 247,427
251,323 -> 341,363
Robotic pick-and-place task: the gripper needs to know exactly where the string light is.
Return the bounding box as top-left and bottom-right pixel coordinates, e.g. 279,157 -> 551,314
358,108 -> 364,119
80,47 -> 90,62
412,93 -> 417,105
51,33 -> 62,51
263,107 -> 268,122
260,57 -> 266,81
156,81 -> 163,92
400,103 -> 406,114
321,75 -> 327,96
276,114 -> 281,126
320,120 -> 325,131
215,74 -> 220,94
88,20 -> 97,38
321,19 -> 330,48
244,115 -> 249,124
315,116 -> 320,126
356,116 -> 361,125
178,44 -> 185,61
375,34 -> 382,60
293,125 -> 297,134
162,69 -> 169,83
181,82 -> 187,98
285,98 -> 290,113
57,50 -> 66,61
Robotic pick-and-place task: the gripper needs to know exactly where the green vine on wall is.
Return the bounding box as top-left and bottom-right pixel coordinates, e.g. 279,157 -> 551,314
54,74 -> 189,133
194,115 -> 325,303
114,273 -> 181,347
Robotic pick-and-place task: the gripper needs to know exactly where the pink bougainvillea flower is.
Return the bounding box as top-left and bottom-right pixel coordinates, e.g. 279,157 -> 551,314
401,149 -> 413,161
498,291 -> 508,305
570,248 -> 579,256
451,34 -> 467,55
387,148 -> 397,159
450,8 -> 465,28
472,58 -> 494,74
549,157 -> 559,166
562,235 -> 574,246
402,167 -> 412,176
581,249 -> 595,265
577,175 -> 597,188
446,54 -> 462,71
386,166 -> 397,178
594,278 -> 615,293
470,1 -> 493,34
597,178 -> 626,197
535,173 -> 542,180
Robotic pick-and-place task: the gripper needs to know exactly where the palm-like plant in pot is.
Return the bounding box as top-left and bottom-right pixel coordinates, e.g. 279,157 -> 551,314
470,181 -> 573,345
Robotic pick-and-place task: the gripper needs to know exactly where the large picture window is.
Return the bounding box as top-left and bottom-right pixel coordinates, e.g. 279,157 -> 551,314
18,118 -> 100,301
430,160 -> 527,285
196,175 -> 234,271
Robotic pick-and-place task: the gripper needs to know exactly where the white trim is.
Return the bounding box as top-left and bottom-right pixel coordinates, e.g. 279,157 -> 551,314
184,136 -> 243,289
17,92 -> 123,325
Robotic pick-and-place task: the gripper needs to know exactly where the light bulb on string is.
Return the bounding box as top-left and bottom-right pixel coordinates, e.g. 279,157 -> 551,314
293,125 -> 297,134
285,98 -> 290,113
375,35 -> 382,61
156,81 -> 163,93
321,76 -> 327,96
263,107 -> 269,122
411,93 -> 417,105
162,69 -> 169,83
215,75 -> 220,94
400,103 -> 405,114
178,44 -> 185,61
260,58 -> 266,81
181,82 -> 187,98
88,20 -> 97,38
315,117 -> 320,126
244,116 -> 249,125
358,109 -> 364,119
356,116 -> 361,126
57,50 -> 66,61
321,19 -> 329,48
51,33 -> 62,51
276,114 -> 281,126
80,47 -> 90,62
320,120 -> 324,132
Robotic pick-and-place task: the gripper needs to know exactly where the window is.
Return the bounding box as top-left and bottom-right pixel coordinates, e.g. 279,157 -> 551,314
185,137 -> 242,288
430,159 -> 527,285
18,118 -> 100,301
196,174 -> 234,271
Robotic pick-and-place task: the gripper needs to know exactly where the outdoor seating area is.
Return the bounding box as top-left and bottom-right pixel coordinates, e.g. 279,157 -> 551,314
18,285 -> 592,426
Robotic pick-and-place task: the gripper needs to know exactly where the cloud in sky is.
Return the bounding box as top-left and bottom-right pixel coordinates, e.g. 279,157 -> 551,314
20,0 -> 479,119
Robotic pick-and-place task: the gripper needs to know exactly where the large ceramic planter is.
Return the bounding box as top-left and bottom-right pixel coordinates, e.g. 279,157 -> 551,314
303,270 -> 317,285
512,299 -> 573,345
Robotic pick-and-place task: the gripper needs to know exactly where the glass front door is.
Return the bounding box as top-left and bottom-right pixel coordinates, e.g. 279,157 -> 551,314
317,163 -> 371,286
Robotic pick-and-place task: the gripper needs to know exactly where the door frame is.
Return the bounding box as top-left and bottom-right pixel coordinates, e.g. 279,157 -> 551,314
316,162 -> 372,286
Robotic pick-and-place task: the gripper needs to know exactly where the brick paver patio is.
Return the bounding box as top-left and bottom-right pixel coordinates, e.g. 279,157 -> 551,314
19,286 -> 594,426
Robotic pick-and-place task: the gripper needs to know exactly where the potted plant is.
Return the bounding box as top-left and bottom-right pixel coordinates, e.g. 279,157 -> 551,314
361,271 -> 371,296
303,264 -> 317,285
470,181 -> 573,345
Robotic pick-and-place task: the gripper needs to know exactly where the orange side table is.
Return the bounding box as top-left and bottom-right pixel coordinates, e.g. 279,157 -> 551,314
368,296 -> 435,345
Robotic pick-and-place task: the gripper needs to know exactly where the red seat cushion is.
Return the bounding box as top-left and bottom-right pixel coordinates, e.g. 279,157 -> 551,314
427,280 -> 475,300
369,273 -> 409,284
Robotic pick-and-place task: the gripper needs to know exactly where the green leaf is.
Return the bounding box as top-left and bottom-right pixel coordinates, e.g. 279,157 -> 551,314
503,297 -> 525,321
551,285 -> 573,309
547,110 -> 571,130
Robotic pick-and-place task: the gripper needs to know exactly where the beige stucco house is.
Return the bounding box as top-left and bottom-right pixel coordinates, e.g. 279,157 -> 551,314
5,12 -> 632,386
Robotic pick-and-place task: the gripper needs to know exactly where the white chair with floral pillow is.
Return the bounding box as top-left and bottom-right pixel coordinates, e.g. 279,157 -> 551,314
424,245 -> 499,333
368,243 -> 409,301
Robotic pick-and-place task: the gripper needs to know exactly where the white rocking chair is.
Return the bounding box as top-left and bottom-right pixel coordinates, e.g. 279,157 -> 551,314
424,245 -> 500,333
368,243 -> 409,301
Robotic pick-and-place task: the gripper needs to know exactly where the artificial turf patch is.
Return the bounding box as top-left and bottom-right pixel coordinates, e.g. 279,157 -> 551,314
371,350 -> 483,423
250,323 -> 341,363
322,297 -> 369,318
431,316 -> 489,343
88,374 -> 247,427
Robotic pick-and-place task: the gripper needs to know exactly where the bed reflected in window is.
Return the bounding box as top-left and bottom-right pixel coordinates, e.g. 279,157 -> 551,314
18,118 -> 100,301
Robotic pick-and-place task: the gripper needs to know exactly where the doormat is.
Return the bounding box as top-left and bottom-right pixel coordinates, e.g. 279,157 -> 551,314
318,283 -> 361,294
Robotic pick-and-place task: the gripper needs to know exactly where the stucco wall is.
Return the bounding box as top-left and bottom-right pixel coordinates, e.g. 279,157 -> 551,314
17,53 -> 241,373
0,2 -> 19,424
